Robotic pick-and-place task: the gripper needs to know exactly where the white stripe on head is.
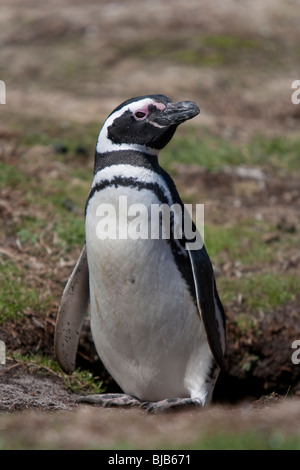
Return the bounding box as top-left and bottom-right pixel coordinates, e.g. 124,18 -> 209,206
96,98 -> 165,156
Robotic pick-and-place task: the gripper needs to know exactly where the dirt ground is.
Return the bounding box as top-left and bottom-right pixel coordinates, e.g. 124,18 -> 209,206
1,0 -> 300,449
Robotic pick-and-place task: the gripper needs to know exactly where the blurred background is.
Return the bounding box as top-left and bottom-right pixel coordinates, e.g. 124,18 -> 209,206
0,0 -> 300,449
1,0 -> 300,136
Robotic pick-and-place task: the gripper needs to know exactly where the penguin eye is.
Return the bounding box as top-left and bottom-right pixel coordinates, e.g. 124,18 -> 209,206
134,111 -> 147,120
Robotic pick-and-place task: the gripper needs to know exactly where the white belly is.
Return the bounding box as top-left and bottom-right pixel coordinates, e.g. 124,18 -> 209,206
85,186 -> 212,402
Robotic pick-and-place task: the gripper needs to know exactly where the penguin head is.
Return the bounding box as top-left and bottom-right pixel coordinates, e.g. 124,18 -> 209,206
96,95 -> 200,156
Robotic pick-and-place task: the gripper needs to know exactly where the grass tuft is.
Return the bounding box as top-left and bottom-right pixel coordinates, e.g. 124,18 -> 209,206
10,353 -> 105,394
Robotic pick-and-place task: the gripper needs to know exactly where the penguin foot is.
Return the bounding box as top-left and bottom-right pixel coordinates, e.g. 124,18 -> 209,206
75,393 -> 141,408
141,397 -> 204,413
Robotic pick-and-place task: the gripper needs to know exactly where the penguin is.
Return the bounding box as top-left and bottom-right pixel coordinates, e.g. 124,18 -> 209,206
55,94 -> 226,412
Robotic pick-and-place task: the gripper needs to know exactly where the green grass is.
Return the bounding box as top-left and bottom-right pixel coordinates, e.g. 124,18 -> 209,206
17,116 -> 100,158
122,33 -> 279,69
0,132 -> 89,252
203,35 -> 259,50
1,412 -> 299,449
11,199 -> 85,252
92,435 -> 298,450
46,184 -> 87,249
204,219 -> 298,273
63,428 -> 300,450
234,313 -> 260,336
16,216 -> 46,245
7,112 -> 300,175
172,35 -> 261,67
203,220 -> 300,315
0,162 -> 29,189
219,273 -> 300,312
163,129 -> 244,170
1,428 -> 298,451
0,262 -> 52,324
204,220 -> 275,264
8,173 -> 88,252
9,112 -> 300,176
249,134 -> 300,172
180,430 -> 300,450
54,217 -> 85,249
163,130 -> 300,174
47,176 -> 89,210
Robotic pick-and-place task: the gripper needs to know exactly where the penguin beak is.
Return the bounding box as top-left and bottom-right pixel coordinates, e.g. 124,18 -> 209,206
154,101 -> 200,127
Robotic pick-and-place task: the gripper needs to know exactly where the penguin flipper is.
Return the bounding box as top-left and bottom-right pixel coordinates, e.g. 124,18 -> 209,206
55,244 -> 89,374
187,246 -> 226,370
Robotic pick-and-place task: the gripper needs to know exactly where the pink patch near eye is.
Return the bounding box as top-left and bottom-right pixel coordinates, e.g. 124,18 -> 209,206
154,102 -> 166,111
134,102 -> 166,120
